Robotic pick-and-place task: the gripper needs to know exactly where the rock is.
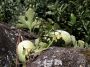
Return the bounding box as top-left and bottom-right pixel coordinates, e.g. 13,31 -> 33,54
27,47 -> 87,67
80,48 -> 90,66
0,23 -> 17,67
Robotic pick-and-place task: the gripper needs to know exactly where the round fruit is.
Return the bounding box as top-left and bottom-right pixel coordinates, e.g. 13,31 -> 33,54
17,40 -> 34,63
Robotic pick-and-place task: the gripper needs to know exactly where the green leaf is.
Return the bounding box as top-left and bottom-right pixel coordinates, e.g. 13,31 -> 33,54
17,8 -> 35,31
69,13 -> 76,26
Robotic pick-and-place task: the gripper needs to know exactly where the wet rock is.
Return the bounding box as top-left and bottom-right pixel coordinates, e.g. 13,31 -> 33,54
27,47 -> 87,67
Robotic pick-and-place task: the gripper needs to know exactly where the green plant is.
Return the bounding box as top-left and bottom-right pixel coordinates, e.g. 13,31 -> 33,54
71,35 -> 88,48
0,0 -> 30,23
17,8 -> 36,32
34,0 -> 90,45
16,0 -> 90,46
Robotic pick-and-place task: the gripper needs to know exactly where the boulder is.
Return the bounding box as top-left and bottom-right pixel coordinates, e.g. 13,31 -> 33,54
27,47 -> 88,67
0,23 -> 17,67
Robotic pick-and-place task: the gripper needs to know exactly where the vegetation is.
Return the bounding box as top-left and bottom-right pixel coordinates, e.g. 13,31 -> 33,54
0,0 -> 90,49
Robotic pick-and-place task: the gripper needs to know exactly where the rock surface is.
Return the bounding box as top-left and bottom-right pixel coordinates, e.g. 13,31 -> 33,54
0,23 -> 17,67
27,47 -> 87,67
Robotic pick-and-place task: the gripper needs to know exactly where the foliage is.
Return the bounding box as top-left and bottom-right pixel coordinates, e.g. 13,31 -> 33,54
0,0 -> 30,24
16,8 -> 36,32
0,0 -> 90,46
15,0 -> 90,47
29,0 -> 90,45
